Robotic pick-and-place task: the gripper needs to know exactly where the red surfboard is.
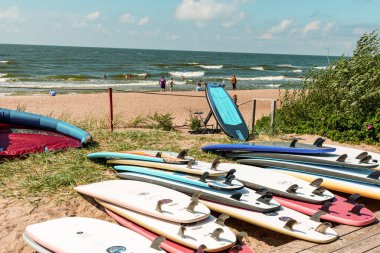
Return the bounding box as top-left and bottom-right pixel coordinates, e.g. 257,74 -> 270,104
274,193 -> 376,226
106,209 -> 254,253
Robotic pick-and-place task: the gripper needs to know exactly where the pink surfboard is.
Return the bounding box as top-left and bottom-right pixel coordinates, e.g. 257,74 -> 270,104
274,193 -> 376,226
106,209 -> 254,253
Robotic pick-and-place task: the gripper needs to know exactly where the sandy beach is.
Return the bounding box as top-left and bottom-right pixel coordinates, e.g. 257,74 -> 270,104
0,89 -> 282,127
2,89 -> 380,253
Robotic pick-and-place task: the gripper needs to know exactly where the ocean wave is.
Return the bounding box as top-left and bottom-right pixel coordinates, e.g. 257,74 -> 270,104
229,75 -> 300,81
263,84 -> 281,88
198,65 -> 223,69
0,61 -> 9,64
169,71 -> 205,78
250,66 -> 265,71
187,62 -> 199,65
291,69 -> 302,73
314,66 -> 326,69
277,64 -> 297,68
0,73 -> 7,77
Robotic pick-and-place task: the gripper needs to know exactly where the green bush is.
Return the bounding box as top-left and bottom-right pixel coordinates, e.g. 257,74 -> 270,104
256,31 -> 380,144
147,112 -> 174,131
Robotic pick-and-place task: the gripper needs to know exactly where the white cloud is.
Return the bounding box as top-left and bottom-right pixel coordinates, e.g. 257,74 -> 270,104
0,6 -> 23,22
138,16 -> 149,26
166,33 -> 180,40
259,19 -> 293,39
86,11 -> 100,21
119,13 -> 136,24
175,0 -> 247,27
72,19 -> 86,28
303,20 -> 320,33
323,22 -> 336,34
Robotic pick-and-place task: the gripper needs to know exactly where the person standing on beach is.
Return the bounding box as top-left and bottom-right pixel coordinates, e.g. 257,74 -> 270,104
231,74 -> 237,90
159,76 -> 166,92
169,78 -> 174,92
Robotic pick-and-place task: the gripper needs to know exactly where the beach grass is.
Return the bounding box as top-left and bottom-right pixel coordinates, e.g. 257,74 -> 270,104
0,119 -> 231,200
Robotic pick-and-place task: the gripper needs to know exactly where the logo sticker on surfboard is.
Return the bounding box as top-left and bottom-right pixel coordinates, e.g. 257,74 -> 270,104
106,246 -> 126,253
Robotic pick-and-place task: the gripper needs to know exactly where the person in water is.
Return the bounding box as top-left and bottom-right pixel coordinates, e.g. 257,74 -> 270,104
231,74 -> 237,90
195,81 -> 202,92
49,90 -> 57,96
103,74 -> 107,79
169,78 -> 174,92
159,76 -> 166,92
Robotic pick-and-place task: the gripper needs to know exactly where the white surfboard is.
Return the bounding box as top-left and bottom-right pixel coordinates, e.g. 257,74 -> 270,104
200,199 -> 338,243
238,159 -> 380,186
23,233 -> 52,253
25,217 -> 165,253
117,173 -> 281,212
98,199 -> 236,252
328,144 -> 380,164
75,180 -> 210,223
228,152 -> 379,169
107,159 -> 228,176
216,162 -> 335,203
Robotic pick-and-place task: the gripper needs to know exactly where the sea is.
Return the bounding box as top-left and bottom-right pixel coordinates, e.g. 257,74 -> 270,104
0,44 -> 336,94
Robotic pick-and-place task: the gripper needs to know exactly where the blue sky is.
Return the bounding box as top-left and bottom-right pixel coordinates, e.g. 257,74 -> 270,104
0,0 -> 379,55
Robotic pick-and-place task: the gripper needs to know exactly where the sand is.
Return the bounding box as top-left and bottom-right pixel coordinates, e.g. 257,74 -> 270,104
1,90 -> 380,253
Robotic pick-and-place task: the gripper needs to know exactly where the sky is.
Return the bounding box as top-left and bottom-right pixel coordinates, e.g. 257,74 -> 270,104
0,0 -> 379,56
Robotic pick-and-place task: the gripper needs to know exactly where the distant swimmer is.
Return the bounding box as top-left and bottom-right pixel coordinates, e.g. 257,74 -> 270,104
169,78 -> 174,92
125,74 -> 132,79
49,90 -> 57,96
159,76 -> 166,92
195,81 -> 202,92
103,74 -> 107,79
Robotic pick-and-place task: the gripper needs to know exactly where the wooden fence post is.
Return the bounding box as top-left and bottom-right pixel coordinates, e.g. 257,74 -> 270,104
109,88 -> 114,132
270,100 -> 276,129
251,99 -> 256,135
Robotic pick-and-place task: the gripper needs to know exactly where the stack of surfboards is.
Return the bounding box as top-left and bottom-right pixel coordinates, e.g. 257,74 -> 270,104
90,150 -> 345,243
74,180 -> 242,252
202,138 -> 380,200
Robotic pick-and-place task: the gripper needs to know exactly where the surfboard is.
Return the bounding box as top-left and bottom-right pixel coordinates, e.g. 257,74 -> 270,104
106,209 -> 254,253
200,199 -> 338,243
114,165 -> 244,190
328,144 -> 380,164
205,83 -> 249,141
25,217 -> 164,253
117,172 -> 281,213
202,142 -> 336,155
237,159 -> 380,186
122,150 -> 193,164
216,162 -> 335,203
107,159 -> 228,176
264,167 -> 380,200
23,233 -> 52,253
98,200 -> 236,252
274,194 -> 376,226
75,180 -> 210,223
228,152 -> 379,170
87,152 -> 184,164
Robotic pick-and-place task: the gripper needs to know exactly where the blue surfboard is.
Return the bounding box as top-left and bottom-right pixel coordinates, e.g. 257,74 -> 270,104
202,142 -> 336,155
205,83 -> 249,141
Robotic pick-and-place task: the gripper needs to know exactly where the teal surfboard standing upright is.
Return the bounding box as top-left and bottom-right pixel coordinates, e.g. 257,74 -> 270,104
205,83 -> 249,141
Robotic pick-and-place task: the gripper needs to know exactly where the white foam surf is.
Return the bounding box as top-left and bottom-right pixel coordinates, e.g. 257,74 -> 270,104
0,61 -> 9,64
251,67 -> 265,71
291,69 -> 302,73
227,75 -> 300,81
314,66 -> 326,69
169,71 -> 205,78
198,65 -> 223,69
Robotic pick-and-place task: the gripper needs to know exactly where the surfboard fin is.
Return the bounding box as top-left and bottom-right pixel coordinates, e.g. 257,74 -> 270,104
224,174 -> 235,185
191,191 -> 203,202
356,152 -> 368,160
155,152 -> 162,158
199,172 -> 209,183
257,192 -> 273,205
178,226 -> 186,238
211,228 -> 224,241
236,231 -> 248,245
313,138 -> 325,147
310,178 -> 323,187
255,188 -> 269,195
367,171 -> 380,180
210,158 -> 221,170
320,201 -> 332,213
283,218 -> 298,231
315,222 -> 332,234
310,210 -> 327,222
150,236 -> 165,250
186,200 -> 199,213
312,186 -> 326,196
360,155 -> 372,164
225,169 -> 236,179
286,184 -> 299,194
345,193 -> 361,205
187,159 -> 195,168
350,204 -> 365,216
195,245 -> 207,253
177,149 -> 189,159
231,192 -> 242,200
290,139 -> 298,147
215,214 -> 230,226
155,199 -> 172,213
336,154 -> 348,162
